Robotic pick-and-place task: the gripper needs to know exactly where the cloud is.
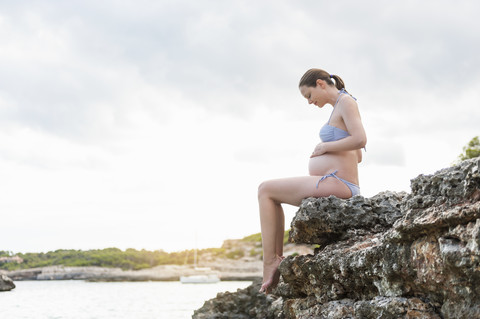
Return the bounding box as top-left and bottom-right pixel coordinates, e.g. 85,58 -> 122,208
363,139 -> 406,167
3,0 -> 480,128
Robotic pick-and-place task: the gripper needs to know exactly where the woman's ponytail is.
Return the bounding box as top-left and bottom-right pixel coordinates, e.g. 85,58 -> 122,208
299,69 -> 348,92
329,74 -> 346,91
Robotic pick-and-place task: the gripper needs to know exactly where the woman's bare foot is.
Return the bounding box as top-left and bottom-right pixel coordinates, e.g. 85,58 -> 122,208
259,255 -> 285,294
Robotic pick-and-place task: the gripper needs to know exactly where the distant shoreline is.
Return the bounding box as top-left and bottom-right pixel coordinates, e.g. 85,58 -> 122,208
2,260 -> 263,282
2,236 -> 314,284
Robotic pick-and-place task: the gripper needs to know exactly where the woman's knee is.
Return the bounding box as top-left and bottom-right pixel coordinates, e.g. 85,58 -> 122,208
258,180 -> 274,200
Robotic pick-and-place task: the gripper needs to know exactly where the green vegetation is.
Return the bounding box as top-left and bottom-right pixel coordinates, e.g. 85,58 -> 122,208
241,230 -> 290,245
0,251 -> 13,257
458,136 -> 480,161
226,249 -> 245,259
0,247 -> 227,271
1,230 -> 294,271
241,232 -> 262,242
249,248 -> 260,257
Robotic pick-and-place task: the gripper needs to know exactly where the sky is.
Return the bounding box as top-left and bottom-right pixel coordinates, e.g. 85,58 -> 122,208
1,0 -> 479,254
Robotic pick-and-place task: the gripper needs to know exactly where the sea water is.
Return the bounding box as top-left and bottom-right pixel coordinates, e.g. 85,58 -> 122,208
0,280 -> 252,319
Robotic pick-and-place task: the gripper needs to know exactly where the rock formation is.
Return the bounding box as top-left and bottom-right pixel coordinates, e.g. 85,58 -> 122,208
0,274 -> 15,291
193,158 -> 480,319
193,279 -> 284,319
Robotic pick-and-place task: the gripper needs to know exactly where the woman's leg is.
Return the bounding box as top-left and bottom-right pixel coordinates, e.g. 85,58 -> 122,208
275,204 -> 285,257
257,188 -> 283,293
257,175 -> 350,293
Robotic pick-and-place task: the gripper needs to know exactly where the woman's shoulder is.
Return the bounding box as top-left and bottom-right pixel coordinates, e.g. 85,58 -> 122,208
338,94 -> 359,114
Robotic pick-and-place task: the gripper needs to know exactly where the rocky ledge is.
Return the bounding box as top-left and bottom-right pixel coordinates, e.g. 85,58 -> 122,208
0,274 -> 15,291
193,158 -> 480,319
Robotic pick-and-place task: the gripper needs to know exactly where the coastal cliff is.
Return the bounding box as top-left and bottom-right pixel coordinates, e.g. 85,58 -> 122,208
193,158 -> 480,319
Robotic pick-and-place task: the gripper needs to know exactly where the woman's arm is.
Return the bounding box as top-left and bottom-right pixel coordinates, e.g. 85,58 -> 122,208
312,97 -> 366,156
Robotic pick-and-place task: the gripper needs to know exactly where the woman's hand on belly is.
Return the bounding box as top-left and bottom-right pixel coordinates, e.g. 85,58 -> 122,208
311,142 -> 328,158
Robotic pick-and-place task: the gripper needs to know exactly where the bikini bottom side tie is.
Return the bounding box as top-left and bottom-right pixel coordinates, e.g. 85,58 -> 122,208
316,170 -> 360,197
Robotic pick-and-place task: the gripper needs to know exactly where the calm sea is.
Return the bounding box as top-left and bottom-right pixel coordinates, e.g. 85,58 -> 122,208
0,280 -> 252,319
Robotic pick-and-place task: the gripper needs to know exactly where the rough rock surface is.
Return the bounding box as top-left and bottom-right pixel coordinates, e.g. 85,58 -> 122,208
193,279 -> 284,319
288,191 -> 406,245
0,274 -> 15,291
194,158 -> 480,319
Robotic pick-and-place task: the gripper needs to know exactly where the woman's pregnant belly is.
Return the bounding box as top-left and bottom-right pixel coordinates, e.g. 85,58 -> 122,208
308,151 -> 359,183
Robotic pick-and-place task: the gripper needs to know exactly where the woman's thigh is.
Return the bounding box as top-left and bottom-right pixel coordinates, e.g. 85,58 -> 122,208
258,175 -> 351,207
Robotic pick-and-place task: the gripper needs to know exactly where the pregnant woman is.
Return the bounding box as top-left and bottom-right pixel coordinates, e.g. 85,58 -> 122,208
258,68 -> 367,293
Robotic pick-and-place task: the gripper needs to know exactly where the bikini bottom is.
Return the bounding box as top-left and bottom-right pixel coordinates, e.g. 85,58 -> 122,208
316,170 -> 360,197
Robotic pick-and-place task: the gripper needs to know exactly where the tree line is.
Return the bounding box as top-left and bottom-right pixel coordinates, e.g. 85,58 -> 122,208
0,247 -> 228,271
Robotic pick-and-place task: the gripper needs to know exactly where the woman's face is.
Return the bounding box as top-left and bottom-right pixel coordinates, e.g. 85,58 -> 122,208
299,80 -> 327,108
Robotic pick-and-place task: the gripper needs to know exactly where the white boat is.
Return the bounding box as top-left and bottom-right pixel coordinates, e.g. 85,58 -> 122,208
180,247 -> 220,284
180,272 -> 220,284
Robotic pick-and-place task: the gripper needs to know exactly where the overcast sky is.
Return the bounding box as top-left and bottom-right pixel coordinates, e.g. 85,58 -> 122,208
1,0 -> 479,253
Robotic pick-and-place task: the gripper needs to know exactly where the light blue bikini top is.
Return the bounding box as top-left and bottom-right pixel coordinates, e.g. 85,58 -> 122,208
319,89 -> 356,142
